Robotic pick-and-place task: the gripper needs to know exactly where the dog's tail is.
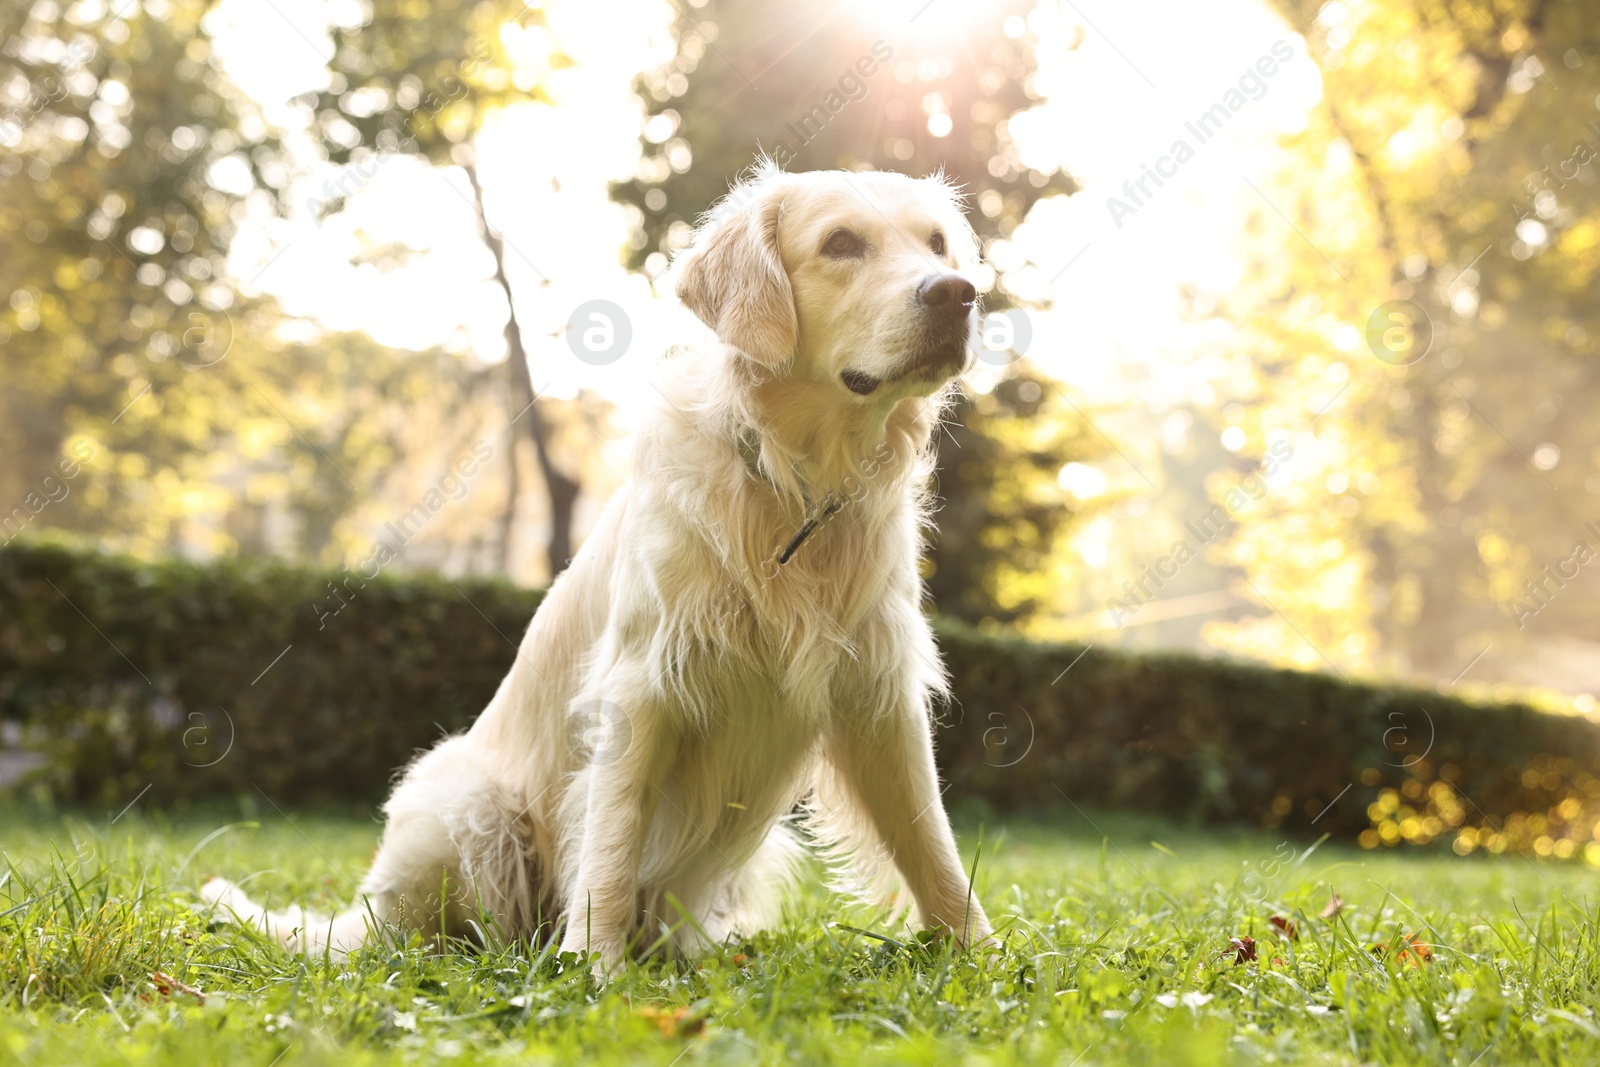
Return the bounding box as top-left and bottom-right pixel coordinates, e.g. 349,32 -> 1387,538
200,878 -> 375,957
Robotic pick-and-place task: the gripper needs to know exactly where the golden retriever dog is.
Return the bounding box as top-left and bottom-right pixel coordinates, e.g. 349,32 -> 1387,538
203,165 -> 993,972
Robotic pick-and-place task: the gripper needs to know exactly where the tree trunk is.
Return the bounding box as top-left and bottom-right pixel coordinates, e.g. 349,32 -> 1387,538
497,379 -> 522,571
464,160 -> 580,580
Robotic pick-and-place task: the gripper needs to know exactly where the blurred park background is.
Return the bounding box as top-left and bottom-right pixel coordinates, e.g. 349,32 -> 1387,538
6,0 -> 1600,828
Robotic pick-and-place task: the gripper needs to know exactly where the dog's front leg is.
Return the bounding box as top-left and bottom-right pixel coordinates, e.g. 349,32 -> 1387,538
829,706 -> 993,948
557,704 -> 672,975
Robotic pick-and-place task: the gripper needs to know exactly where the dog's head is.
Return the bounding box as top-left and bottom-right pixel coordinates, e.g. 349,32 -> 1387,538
674,167 -> 981,401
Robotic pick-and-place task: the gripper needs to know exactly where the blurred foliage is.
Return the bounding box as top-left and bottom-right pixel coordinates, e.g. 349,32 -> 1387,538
303,0 -> 564,173
1366,754 -> 1600,864
1,0 -> 272,550
925,372 -> 1104,628
8,537 -> 1600,869
1209,0 -> 1600,680
611,0 -> 1076,293
0,0 -> 498,563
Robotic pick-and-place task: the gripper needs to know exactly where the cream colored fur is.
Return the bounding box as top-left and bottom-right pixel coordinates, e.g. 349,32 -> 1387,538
202,166 -> 993,971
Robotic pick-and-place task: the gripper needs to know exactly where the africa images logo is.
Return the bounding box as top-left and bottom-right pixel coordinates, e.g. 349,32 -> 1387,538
769,41 -> 895,167
1105,40 -> 1296,228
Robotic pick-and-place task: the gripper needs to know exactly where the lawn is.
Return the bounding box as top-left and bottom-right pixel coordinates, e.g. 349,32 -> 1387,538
1,800 -> 1597,1066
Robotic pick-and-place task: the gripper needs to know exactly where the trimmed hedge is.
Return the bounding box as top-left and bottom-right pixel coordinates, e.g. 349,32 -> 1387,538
4,540 -> 1600,852
0,539 -> 538,805
931,624 -> 1600,847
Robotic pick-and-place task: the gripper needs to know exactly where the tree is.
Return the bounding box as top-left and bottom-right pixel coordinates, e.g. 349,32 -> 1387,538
1210,0 -> 1600,683
302,0 -> 581,577
0,1 -> 498,565
925,372 -> 1103,628
0,0 -> 290,551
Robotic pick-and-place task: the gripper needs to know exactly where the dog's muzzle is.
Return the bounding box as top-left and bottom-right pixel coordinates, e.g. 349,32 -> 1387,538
841,274 -> 977,395
908,272 -> 976,376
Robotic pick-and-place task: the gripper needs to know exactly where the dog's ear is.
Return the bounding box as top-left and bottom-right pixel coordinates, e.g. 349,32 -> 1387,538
674,180 -> 796,368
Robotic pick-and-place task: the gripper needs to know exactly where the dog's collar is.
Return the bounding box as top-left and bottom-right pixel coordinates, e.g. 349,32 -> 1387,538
777,496 -> 842,564
736,427 -> 841,564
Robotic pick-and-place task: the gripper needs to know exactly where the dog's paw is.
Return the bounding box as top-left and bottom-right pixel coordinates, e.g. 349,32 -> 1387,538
968,928 -> 1005,965
557,938 -> 626,982
921,916 -> 1000,962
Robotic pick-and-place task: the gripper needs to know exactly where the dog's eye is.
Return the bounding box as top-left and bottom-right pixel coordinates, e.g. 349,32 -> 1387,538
929,232 -> 946,257
822,229 -> 865,259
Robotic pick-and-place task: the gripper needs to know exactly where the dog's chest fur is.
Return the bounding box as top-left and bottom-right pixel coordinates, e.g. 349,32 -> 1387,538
602,407 -> 929,865
635,465 -> 918,721
632,365 -> 939,706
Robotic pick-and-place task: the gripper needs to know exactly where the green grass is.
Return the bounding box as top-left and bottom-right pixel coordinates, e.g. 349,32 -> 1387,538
1,800 -> 1598,1066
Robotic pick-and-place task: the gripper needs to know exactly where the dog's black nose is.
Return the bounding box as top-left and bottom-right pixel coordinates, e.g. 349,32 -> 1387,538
916,274 -> 976,318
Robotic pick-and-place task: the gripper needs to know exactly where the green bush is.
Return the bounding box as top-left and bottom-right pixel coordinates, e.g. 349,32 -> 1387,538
0,539 -> 540,805
932,623 -> 1600,853
4,539 -> 1599,856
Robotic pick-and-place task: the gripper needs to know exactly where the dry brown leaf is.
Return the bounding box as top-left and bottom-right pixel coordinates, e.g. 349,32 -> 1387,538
149,971 -> 205,1004
1269,915 -> 1298,940
1319,895 -> 1345,920
1397,933 -> 1434,965
1370,933 -> 1433,966
636,1004 -> 708,1037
